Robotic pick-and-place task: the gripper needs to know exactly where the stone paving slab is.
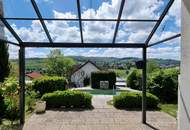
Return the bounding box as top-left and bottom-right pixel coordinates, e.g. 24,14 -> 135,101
23,95 -> 177,130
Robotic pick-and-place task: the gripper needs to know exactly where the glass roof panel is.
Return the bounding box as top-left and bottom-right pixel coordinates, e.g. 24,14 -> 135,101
0,20 -> 18,43
83,21 -> 116,43
3,0 -> 37,18
81,0 -> 121,19
7,20 -> 49,42
116,21 -> 156,43
121,0 -> 170,20
37,0 -> 78,19
45,20 -> 81,42
149,0 -> 180,45
147,37 -> 180,60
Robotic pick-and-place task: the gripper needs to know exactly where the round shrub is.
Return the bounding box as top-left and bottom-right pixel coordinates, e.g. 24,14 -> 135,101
113,92 -> 159,109
41,90 -> 92,108
33,76 -> 68,96
126,69 -> 142,90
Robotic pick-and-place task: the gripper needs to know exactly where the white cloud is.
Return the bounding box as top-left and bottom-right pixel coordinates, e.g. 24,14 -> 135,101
7,0 -> 180,59
168,0 -> 181,27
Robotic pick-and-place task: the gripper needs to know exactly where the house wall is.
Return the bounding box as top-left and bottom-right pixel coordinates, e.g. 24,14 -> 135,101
71,62 -> 99,85
179,1 -> 190,129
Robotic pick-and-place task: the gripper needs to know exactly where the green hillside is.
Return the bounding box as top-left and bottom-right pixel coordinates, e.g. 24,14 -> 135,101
10,56 -> 180,73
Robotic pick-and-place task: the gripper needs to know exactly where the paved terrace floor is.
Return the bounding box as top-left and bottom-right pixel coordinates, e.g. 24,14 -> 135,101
23,95 -> 177,130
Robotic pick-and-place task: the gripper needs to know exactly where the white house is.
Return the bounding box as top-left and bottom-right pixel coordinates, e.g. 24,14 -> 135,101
71,61 -> 100,87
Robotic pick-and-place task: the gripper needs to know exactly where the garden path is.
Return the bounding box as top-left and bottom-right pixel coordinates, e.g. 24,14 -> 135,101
23,95 -> 177,130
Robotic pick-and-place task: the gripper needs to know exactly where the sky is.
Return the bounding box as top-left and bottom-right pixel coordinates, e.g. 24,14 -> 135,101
3,0 -> 180,60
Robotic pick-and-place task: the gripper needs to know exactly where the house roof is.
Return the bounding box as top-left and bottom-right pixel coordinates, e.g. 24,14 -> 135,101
71,60 -> 101,76
25,71 -> 42,79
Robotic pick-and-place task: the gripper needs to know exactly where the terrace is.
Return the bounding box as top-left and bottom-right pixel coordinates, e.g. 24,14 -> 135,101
0,0 -> 181,129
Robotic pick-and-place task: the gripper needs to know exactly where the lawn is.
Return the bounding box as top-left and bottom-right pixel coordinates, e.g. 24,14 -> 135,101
159,104 -> 178,118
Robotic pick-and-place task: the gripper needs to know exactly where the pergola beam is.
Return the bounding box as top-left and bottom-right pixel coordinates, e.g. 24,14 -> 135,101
1,17 -> 159,22
0,39 -> 20,46
142,47 -> 147,124
112,0 -> 125,43
145,0 -> 174,46
31,0 -> 53,43
77,0 -> 84,43
0,17 -> 22,43
23,42 -> 145,48
148,34 -> 181,47
19,46 -> 25,124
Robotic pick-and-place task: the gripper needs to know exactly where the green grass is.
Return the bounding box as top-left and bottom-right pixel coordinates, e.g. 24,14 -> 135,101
159,104 -> 177,117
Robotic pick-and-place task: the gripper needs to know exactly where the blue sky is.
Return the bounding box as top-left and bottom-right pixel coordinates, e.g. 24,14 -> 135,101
3,0 -> 180,59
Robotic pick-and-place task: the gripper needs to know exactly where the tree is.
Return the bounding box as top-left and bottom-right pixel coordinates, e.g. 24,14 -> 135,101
0,43 -> 10,82
126,69 -> 142,90
148,68 -> 179,103
46,49 -> 76,79
147,60 -> 160,74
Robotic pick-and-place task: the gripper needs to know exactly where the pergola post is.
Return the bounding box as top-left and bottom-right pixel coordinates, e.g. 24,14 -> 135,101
19,46 -> 25,124
142,47 -> 147,124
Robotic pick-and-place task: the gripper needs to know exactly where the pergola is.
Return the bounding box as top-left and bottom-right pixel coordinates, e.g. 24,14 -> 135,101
0,0 -> 180,125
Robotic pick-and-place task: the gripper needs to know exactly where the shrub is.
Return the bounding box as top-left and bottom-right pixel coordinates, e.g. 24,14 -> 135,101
126,69 -> 142,90
83,77 -> 90,86
113,92 -> 159,109
41,90 -> 92,108
4,97 -> 19,124
26,91 -> 37,112
148,68 -> 178,103
91,71 -> 116,89
33,76 -> 68,96
0,89 -> 6,118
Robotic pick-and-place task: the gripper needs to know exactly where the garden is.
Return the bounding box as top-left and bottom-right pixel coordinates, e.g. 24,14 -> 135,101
0,49 -> 179,129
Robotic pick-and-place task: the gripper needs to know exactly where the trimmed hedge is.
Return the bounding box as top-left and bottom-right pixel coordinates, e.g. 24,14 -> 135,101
113,92 -> 159,109
91,71 -> 116,89
33,76 -> 68,96
41,90 -> 92,108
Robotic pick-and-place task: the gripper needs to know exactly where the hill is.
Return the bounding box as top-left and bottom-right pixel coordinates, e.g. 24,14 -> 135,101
10,56 -> 180,72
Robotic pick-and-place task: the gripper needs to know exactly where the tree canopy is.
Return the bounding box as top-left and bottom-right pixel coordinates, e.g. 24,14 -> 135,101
45,49 -> 76,79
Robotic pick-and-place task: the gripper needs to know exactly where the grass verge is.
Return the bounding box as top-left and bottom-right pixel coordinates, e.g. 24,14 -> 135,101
158,104 -> 177,118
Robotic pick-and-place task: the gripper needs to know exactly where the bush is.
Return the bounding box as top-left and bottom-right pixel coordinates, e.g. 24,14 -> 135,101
41,90 -> 92,108
33,76 -> 68,96
91,71 -> 116,89
113,92 -> 159,109
83,77 -> 90,86
4,97 -> 19,124
0,89 -> 6,118
126,69 -> 142,90
26,91 -> 37,112
148,68 -> 178,103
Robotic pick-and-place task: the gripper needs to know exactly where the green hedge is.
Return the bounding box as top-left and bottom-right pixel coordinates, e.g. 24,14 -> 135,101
41,90 -> 92,108
113,92 -> 159,109
33,76 -> 68,96
126,69 -> 142,90
91,71 -> 116,89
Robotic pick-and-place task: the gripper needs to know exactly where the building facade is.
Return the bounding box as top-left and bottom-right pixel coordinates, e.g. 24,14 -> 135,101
179,1 -> 190,129
71,61 -> 100,87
